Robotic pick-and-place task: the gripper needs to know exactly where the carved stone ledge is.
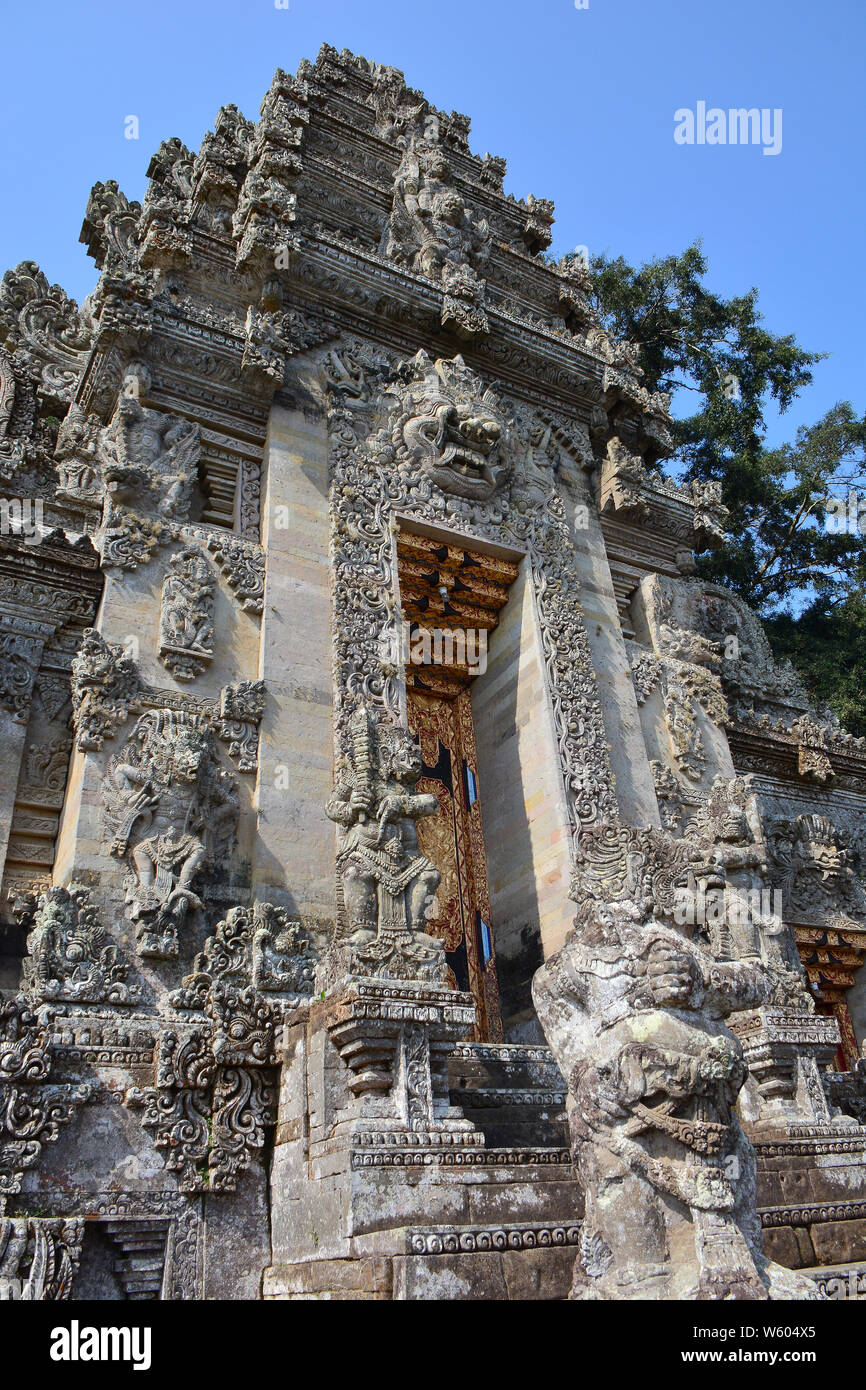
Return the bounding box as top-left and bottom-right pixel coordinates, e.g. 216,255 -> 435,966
406,1222 -> 581,1256
320,977 -> 478,1144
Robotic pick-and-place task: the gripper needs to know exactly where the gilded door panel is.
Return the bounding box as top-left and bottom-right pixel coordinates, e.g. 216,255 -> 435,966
407,687 -> 502,1041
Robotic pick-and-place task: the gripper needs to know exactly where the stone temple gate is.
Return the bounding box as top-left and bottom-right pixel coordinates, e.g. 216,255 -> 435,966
1,43 -> 866,1301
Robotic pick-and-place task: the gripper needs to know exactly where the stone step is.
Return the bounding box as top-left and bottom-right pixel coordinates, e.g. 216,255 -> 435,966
448,1042 -> 568,1148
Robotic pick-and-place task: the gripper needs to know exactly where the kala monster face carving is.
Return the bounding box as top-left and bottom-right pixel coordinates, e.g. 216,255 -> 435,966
385,350 -> 510,500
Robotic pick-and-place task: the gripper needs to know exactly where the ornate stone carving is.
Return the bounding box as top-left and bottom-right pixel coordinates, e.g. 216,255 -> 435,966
382,141 -> 489,276
557,254 -> 592,331
252,905 -> 317,995
0,998 -> 89,1198
0,1216 -> 84,1299
790,714 -> 834,782
0,262 -> 91,408
217,679 -> 265,772
599,437 -> 651,518
80,179 -> 142,270
205,533 -> 265,614
324,340 -> 615,838
233,71 -> 307,272
136,902 -> 314,1192
241,306 -> 288,386
140,138 -> 196,268
521,195 -> 555,254
325,706 -> 448,984
768,813 -> 866,929
533,828 -> 816,1301
381,131 -> 490,338
53,403 -> 103,504
631,642 -> 728,785
99,394 -> 200,523
380,349 -> 510,500
70,628 -> 138,751
171,900 -> 316,1012
103,710 -> 238,958
100,503 -> 177,571
21,737 -> 72,808
0,345 -> 30,477
22,885 -> 141,1005
158,546 -> 215,682
0,630 -> 41,722
688,480 -> 729,545
687,777 -> 809,996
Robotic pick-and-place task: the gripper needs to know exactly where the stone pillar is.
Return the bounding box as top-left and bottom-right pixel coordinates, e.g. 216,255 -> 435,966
252,392 -> 335,920
560,456 -> 660,825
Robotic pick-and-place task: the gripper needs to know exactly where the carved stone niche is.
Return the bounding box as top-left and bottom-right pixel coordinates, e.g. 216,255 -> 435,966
158,545 -> 216,682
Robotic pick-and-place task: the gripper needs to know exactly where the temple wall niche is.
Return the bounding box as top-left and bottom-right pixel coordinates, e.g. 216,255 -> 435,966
471,559 -> 573,1035
252,393 -> 335,921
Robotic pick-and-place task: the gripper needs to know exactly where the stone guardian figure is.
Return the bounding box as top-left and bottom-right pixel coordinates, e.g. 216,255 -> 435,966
532,829 -> 818,1300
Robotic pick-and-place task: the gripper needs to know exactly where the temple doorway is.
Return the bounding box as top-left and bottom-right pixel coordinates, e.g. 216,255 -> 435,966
396,528 -> 519,1040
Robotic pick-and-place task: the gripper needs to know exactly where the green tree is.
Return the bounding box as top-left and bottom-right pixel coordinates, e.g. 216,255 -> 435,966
580,242 -> 866,734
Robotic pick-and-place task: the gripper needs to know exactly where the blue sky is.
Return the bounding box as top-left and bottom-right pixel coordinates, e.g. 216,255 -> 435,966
2,0 -> 863,444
